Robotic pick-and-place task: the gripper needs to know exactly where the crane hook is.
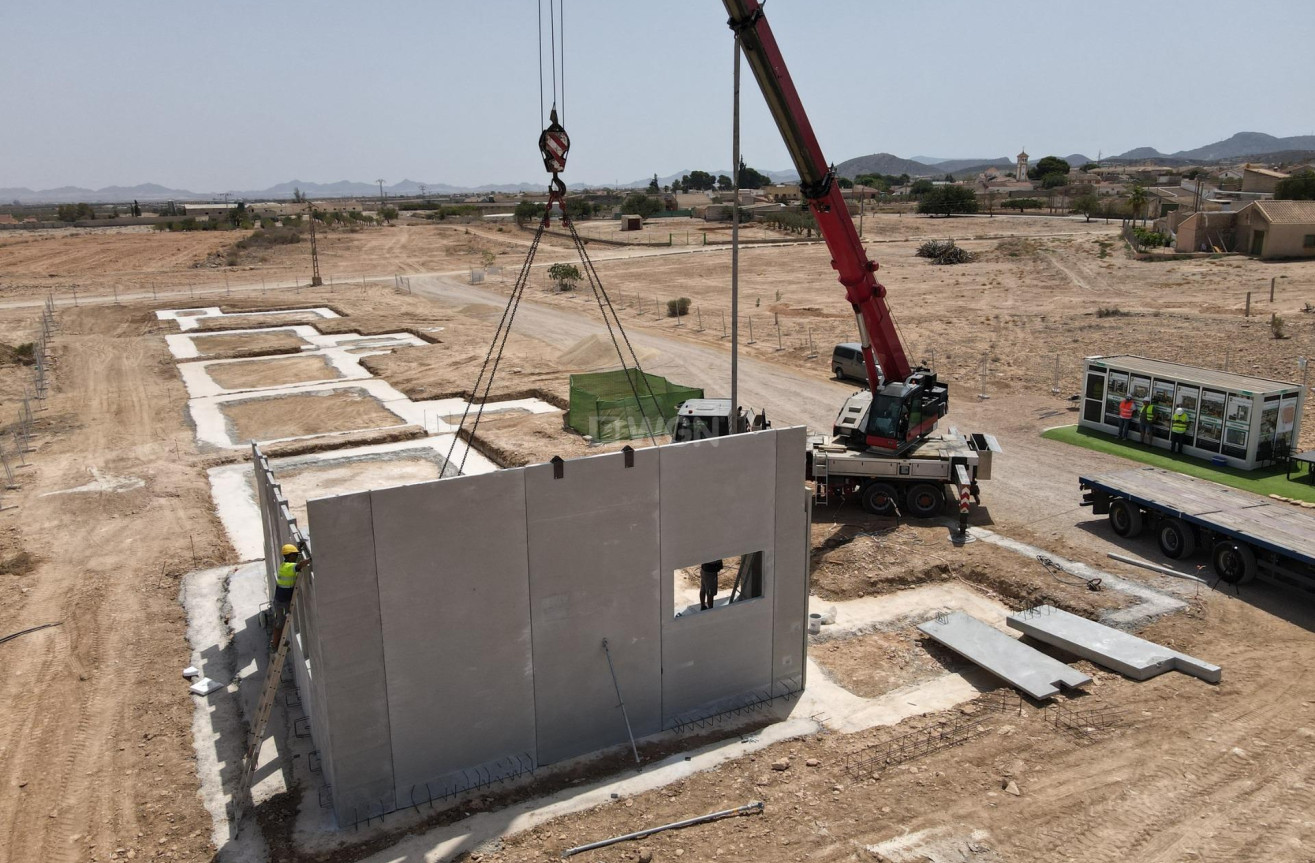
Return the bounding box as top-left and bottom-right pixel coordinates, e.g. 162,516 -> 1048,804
539,108 -> 570,175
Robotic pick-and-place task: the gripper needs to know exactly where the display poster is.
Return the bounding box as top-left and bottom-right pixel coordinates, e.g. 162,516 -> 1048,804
1175,385 -> 1200,414
1105,372 -> 1129,423
1151,380 -> 1175,426
1196,390 -> 1226,447
1226,394 -> 1251,426
1277,396 -> 1297,445
1259,400 -> 1280,446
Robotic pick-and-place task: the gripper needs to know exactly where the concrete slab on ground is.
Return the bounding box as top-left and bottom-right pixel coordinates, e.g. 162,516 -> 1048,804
1007,604 -> 1221,684
917,611 -> 1091,700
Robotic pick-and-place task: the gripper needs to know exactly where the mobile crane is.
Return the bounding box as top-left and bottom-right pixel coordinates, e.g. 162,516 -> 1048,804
673,0 -> 1000,518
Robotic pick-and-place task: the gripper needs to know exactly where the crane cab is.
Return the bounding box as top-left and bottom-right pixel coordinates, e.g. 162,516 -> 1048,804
832,372 -> 949,455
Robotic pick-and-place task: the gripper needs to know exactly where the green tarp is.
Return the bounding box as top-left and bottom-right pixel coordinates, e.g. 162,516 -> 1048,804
568,369 -> 702,442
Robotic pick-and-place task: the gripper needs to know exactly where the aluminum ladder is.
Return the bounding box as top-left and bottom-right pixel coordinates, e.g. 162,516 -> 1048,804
231,591 -> 298,821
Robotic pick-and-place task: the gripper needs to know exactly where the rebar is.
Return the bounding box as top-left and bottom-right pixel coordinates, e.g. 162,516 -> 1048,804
844,714 -> 987,779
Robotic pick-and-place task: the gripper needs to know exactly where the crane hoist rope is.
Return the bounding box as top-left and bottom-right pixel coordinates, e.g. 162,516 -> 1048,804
445,3 -> 666,473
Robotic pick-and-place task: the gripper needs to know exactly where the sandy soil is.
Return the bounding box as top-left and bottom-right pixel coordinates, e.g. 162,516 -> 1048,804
812,628 -> 964,699
273,454 -> 444,527
192,311 -> 335,331
0,303 -> 229,863
1,219 -> 1314,863
190,330 -> 311,358
205,354 -> 340,390
220,389 -> 405,442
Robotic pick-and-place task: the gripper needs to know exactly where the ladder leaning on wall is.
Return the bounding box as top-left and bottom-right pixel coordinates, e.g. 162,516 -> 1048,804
231,587 -> 299,822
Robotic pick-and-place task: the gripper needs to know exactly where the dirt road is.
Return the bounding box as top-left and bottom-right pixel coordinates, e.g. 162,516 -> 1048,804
0,306 -> 227,863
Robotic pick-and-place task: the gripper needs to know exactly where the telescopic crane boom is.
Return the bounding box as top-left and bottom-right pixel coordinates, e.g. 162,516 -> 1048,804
724,0 -> 948,455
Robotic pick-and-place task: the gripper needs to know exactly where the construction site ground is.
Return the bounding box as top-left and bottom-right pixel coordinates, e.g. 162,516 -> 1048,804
0,214 -> 1312,863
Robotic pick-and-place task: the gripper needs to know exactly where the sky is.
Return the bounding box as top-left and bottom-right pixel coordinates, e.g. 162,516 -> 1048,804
3,0 -> 1314,192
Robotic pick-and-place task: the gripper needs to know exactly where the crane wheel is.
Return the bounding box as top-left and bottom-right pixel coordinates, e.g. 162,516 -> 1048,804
1212,539 -> 1257,584
1157,517 -> 1196,560
1109,499 -> 1143,538
904,483 -> 944,519
861,482 -> 900,517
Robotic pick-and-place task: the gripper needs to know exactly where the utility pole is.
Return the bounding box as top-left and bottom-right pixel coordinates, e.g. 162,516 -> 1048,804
307,204 -> 323,286
730,34 -> 741,433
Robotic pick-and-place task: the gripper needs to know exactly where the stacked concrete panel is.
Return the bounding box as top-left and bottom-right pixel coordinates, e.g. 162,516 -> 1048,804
296,427 -> 810,826
1007,605 -> 1221,683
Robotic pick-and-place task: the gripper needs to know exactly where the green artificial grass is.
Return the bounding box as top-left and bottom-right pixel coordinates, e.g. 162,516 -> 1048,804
1041,424 -> 1315,504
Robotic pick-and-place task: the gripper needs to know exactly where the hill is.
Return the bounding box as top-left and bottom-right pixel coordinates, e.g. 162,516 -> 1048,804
1114,132 -> 1315,162
833,153 -> 934,179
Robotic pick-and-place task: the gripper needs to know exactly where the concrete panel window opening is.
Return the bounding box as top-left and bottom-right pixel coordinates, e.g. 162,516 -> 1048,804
675,551 -> 766,616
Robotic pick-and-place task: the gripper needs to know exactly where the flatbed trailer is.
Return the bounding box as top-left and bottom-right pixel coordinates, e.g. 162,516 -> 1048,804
1079,467 -> 1315,586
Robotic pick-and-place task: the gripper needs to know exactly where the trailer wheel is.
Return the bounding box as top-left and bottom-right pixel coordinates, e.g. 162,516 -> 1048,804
904,483 -> 944,519
1212,540 -> 1257,584
1157,517 -> 1197,560
861,482 -> 900,517
1108,499 -> 1143,538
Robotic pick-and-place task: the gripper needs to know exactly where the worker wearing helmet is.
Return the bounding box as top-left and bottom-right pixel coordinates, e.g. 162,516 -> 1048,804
269,542 -> 311,651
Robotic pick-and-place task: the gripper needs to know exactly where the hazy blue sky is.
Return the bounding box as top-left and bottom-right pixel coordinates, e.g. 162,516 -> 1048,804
3,1 -> 1313,191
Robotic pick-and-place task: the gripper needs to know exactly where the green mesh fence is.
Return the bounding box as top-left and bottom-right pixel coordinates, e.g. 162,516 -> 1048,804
568,369 -> 702,442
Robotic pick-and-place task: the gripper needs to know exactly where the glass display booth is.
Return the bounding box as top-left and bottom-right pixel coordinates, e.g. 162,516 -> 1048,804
1080,355 -> 1305,470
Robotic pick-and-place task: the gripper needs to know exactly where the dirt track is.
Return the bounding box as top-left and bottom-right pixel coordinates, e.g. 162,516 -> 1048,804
1,220 -> 1313,863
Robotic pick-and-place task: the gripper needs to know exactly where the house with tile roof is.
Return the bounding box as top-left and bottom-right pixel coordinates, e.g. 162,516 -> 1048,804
1233,200 -> 1315,258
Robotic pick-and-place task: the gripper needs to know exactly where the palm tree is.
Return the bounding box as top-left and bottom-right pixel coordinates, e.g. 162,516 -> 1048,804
1128,184 -> 1149,227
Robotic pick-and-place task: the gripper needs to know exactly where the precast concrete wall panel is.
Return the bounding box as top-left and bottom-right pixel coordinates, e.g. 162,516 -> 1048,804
524,449 -> 663,765
301,428 -> 809,825
305,492 -> 396,823
658,434 -> 778,723
657,434 -> 777,567
369,471 -> 536,802
771,427 -> 809,697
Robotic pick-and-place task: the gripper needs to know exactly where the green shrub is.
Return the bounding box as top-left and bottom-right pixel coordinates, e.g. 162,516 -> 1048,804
666,297 -> 691,317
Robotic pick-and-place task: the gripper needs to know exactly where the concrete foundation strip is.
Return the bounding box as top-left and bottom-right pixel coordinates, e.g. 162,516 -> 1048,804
917,611 -> 1092,700
1107,552 -> 1208,584
560,801 -> 764,858
1007,604 -> 1221,684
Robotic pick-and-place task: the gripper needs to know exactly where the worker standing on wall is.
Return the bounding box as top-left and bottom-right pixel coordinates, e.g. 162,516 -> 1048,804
270,542 -> 311,651
699,560 -> 723,610
1170,404 -> 1191,455
1140,400 -> 1156,445
1117,394 -> 1135,440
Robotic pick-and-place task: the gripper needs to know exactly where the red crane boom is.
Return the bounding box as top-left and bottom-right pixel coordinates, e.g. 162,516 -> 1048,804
725,0 -> 948,454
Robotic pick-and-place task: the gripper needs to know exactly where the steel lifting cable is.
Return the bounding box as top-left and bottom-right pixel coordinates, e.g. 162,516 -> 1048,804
444,222 -> 548,474
562,220 -> 667,440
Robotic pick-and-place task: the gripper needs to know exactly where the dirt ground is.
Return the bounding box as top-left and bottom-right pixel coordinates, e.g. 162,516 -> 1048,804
190,330 -> 311,358
1,219 -> 1314,863
205,354 -> 340,390
219,389 -> 405,442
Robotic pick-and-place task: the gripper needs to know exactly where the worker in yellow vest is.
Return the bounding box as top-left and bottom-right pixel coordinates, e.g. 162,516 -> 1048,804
1139,400 -> 1155,445
270,543 -> 311,651
1170,404 -> 1191,454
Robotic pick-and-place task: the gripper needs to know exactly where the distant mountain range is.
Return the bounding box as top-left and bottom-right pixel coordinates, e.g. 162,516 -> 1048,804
1111,132 -> 1315,162
4,132 -> 1311,205
833,153 -> 1092,180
